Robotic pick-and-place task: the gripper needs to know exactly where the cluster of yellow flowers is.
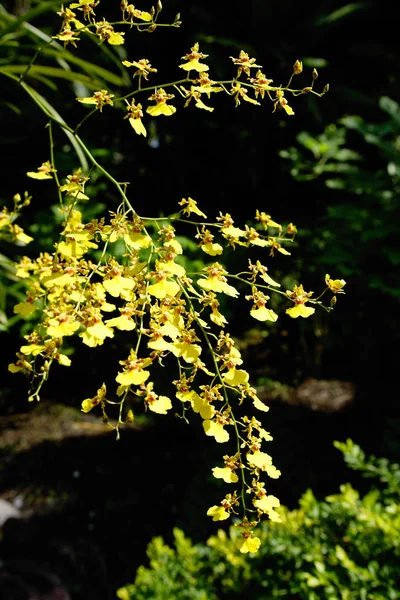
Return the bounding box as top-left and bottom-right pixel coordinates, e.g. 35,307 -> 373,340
0,193 -> 33,246
51,2 -> 328,138
75,42 -> 327,138
7,0 -> 341,554
9,174 -> 345,551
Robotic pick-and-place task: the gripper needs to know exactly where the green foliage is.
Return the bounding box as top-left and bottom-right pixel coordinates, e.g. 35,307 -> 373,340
117,529 -> 218,600
118,441 -> 400,600
280,97 -> 400,295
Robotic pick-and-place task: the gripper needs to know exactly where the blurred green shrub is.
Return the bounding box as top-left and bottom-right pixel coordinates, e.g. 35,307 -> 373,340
117,439 -> 400,600
280,96 -> 400,296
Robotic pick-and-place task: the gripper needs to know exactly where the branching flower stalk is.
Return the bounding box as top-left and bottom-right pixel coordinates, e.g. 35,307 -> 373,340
5,0 -> 346,554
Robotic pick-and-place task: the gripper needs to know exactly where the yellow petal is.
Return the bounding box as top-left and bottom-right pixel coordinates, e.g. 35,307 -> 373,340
201,242 -> 223,256
212,466 -> 238,484
148,279 -> 180,299
133,9 -> 152,21
86,322 -> 114,340
20,344 -> 46,356
129,117 -> 147,137
76,97 -> 98,105
254,494 -> 280,513
179,59 -> 209,72
222,367 -> 249,386
103,276 -> 135,298
253,397 -> 270,412
105,315 -> 136,331
26,171 -> 53,180
286,304 -> 315,319
148,338 -> 178,354
283,104 -> 295,116
237,536 -> 261,554
173,341 -> 202,363
124,232 -> 152,250
161,260 -> 186,277
250,306 -> 278,322
13,302 -> 37,316
47,320 -> 80,337
116,369 -> 150,386
57,354 -> 72,367
206,505 -> 230,521
146,103 -> 176,117
148,395 -> 172,414
108,31 -> 125,45
16,231 -> 34,244
260,272 -> 281,287
247,450 -> 272,470
194,99 -> 214,112
203,420 -> 229,443
191,394 -> 215,420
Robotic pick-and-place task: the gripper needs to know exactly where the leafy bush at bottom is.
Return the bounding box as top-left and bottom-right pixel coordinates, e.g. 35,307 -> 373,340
117,439 -> 400,600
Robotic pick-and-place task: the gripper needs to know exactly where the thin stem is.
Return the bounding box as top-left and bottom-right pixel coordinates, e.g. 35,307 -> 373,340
47,120 -> 64,207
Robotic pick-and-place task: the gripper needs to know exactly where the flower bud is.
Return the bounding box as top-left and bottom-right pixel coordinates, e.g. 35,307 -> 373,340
157,0 -> 162,12
312,68 -> 318,80
323,83 -> 330,94
293,59 -> 303,75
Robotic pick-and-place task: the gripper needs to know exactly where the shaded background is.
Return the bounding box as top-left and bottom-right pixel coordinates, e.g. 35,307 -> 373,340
0,0 -> 399,598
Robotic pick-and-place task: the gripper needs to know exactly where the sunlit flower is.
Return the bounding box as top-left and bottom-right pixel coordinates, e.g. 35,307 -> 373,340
76,89 -> 114,112
212,466 -> 238,484
179,197 -> 207,218
146,88 -> 176,116
230,50 -> 262,78
222,367 -> 249,386
13,301 -> 37,316
207,505 -> 230,521
237,534 -> 261,554
230,82 -> 260,107
247,450 -> 273,471
53,28 -> 80,47
203,419 -> 229,443
96,20 -> 125,45
81,383 -> 107,413
122,58 -> 157,80
285,283 -> 315,319
325,274 -> 346,294
198,263 -> 239,297
144,383 -> 172,414
179,42 -> 209,73
27,161 -> 56,180
255,209 -> 281,230
248,70 -> 274,99
273,89 -> 295,116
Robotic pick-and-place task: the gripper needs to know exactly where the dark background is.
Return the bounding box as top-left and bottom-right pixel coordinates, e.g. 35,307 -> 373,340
0,1 -> 399,598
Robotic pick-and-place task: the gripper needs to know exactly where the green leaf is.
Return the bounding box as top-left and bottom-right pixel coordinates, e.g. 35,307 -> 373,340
42,48 -> 127,87
17,76 -> 89,171
0,64 -> 105,87
379,96 -> 400,126
0,1 -> 61,40
315,3 -> 369,25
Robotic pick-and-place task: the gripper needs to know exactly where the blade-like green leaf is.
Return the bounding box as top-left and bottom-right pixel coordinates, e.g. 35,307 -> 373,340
0,64 -> 104,87
0,1 -> 61,39
315,3 -> 369,26
42,47 -> 127,87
